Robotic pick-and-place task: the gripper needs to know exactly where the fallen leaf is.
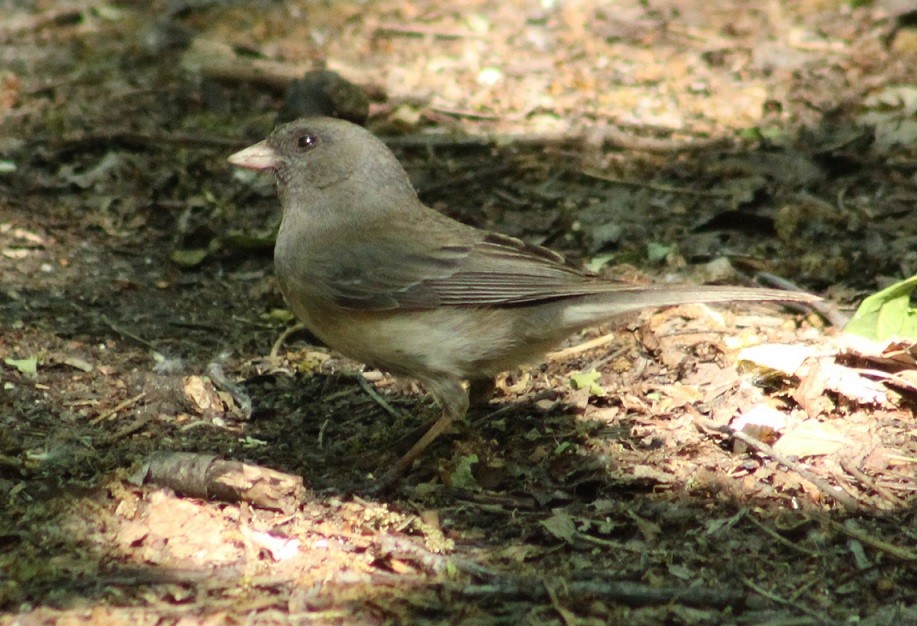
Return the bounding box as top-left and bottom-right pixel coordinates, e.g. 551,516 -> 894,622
170,248 -> 210,268
183,375 -> 224,417
844,274 -> 917,341
448,454 -> 480,491
737,343 -> 818,377
773,420 -> 851,458
242,528 -> 300,561
4,357 -> 37,377
570,369 -> 604,396
540,511 -> 576,542
796,358 -> 889,408
731,404 -> 788,448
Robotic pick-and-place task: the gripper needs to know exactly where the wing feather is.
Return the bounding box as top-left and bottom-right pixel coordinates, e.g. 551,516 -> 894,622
321,230 -> 612,310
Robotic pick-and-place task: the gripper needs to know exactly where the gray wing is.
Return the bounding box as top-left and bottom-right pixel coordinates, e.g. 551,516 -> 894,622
322,231 -> 608,311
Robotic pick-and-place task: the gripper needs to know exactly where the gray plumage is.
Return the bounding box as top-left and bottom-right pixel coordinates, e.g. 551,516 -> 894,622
229,117 -> 819,482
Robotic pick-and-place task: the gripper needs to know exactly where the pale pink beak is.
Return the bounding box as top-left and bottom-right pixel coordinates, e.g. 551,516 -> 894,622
227,140 -> 280,170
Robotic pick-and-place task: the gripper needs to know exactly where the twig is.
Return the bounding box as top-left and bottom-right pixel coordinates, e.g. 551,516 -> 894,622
572,531 -> 658,553
269,323 -> 309,360
0,6 -> 83,39
90,392 -> 147,425
101,315 -> 159,352
100,414 -> 155,443
416,163 -> 516,196
357,374 -> 408,422
754,271 -> 844,326
839,458 -> 903,508
581,170 -> 734,198
372,22 -> 487,40
742,578 -> 830,626
812,515 -> 917,563
477,390 -> 557,422
593,125 -> 729,153
137,451 -> 306,512
181,38 -> 308,92
544,579 -> 578,626
208,359 -> 253,419
429,106 -> 501,121
743,514 -> 822,558
50,130 -> 242,155
231,315 -> 281,330
455,578 -> 746,608
547,332 -> 618,361
728,426 -> 863,511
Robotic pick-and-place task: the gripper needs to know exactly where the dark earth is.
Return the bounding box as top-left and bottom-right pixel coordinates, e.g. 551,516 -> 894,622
1,1 -> 915,624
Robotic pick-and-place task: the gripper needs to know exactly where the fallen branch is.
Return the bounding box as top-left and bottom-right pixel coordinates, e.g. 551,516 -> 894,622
813,514 -> 917,563
136,451 -> 307,512
453,577 -> 748,609
372,22 -> 487,40
693,413 -> 863,511
729,427 -> 863,511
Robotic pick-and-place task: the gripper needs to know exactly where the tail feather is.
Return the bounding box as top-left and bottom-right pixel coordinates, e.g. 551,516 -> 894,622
560,285 -> 819,328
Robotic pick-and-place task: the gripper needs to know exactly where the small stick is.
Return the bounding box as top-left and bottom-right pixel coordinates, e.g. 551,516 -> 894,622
694,413 -> 862,511
138,451 -> 307,512
269,323 -> 308,360
840,458 -> 903,508
429,106 -> 501,121
581,170 -> 734,198
208,359 -> 253,419
743,514 -> 822,558
547,332 -> 617,361
0,6 -> 83,39
101,414 -> 155,443
813,514 -> 917,563
742,578 -> 828,626
730,427 -> 862,511
90,392 -> 147,425
544,579 -> 578,626
101,315 -> 159,352
357,374 -> 408,422
372,22 -> 487,40
52,131 -> 241,154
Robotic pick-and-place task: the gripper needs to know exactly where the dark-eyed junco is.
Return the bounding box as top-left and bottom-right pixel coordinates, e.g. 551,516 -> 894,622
228,117 -> 819,482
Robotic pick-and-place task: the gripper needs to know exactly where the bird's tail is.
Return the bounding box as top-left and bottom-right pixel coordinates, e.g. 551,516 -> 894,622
559,285 -> 820,329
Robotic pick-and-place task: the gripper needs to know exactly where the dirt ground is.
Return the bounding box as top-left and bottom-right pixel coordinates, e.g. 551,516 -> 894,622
1,1 -> 915,624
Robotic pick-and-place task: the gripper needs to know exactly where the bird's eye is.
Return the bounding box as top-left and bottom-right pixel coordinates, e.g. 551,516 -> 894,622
297,134 -> 318,150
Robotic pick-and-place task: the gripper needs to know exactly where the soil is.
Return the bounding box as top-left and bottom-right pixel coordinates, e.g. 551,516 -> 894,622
1,1 -> 915,625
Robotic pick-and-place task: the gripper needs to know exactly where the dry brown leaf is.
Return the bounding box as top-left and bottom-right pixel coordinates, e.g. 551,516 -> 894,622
737,343 -> 818,377
183,375 -> 225,417
657,383 -> 704,405
773,420 -> 852,459
813,360 -> 889,406
631,464 -> 677,483
793,358 -> 836,417
839,334 -> 917,368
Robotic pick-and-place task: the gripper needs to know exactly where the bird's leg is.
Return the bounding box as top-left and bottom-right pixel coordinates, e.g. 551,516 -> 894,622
377,377 -> 468,486
468,377 -> 496,409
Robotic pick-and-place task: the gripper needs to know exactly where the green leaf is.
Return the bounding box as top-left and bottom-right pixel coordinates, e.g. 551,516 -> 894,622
554,441 -> 573,456
540,511 -> 576,542
4,357 -> 37,377
844,275 -> 917,341
223,232 -> 276,251
737,127 -> 762,141
570,369 -> 604,396
449,454 -> 480,491
170,248 -> 209,267
263,309 -> 296,323
586,252 -> 615,273
645,242 -> 671,263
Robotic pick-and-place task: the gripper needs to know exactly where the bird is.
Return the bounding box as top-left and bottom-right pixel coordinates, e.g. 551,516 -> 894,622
227,117 -> 820,484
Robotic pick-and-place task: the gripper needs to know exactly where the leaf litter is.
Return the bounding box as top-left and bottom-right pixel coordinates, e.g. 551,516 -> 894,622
0,1 -> 915,625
